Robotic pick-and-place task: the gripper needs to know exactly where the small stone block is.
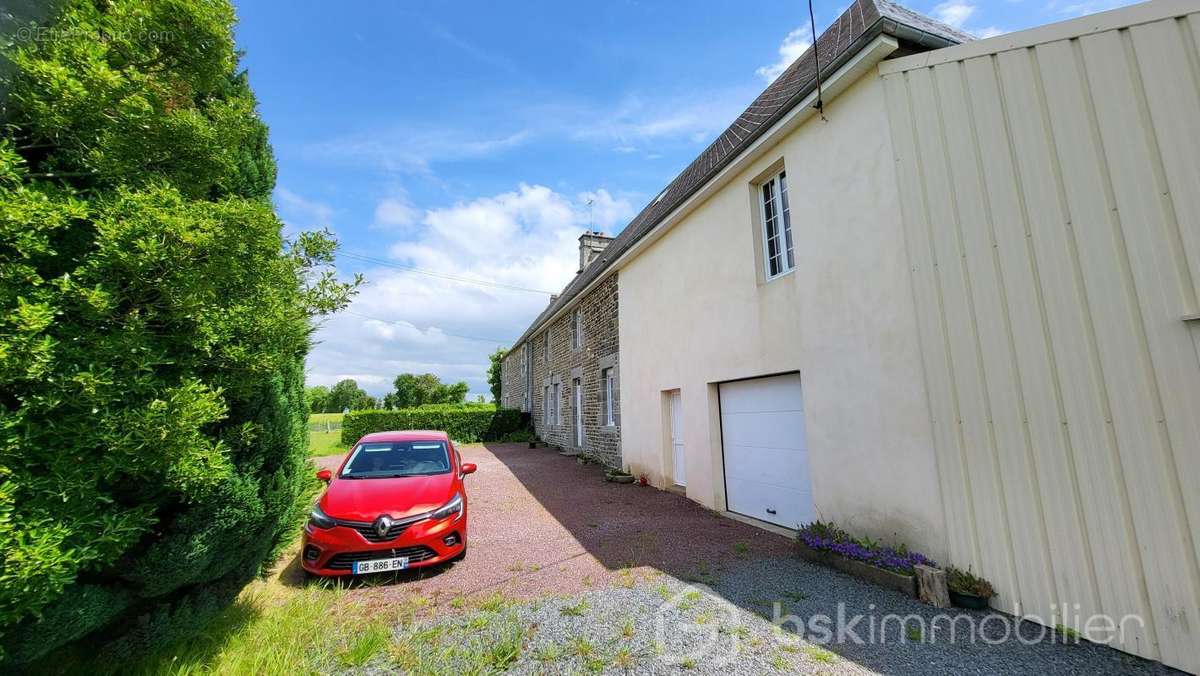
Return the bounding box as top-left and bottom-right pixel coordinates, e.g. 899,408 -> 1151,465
915,564 -> 950,608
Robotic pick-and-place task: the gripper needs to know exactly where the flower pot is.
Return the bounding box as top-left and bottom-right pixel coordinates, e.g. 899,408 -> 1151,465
606,472 -> 635,484
796,541 -> 918,598
528,441 -> 537,449
949,590 -> 990,610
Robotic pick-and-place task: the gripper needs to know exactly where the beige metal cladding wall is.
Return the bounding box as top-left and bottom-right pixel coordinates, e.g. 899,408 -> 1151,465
881,1 -> 1200,671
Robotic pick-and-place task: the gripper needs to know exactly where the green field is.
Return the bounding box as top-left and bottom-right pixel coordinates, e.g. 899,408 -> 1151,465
307,413 -> 346,457
308,429 -> 346,457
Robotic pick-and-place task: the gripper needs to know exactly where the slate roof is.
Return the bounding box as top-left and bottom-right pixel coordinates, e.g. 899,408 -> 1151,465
511,0 -> 969,349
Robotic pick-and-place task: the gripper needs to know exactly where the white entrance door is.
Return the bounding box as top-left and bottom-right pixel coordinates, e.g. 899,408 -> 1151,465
719,373 -> 812,528
573,378 -> 583,448
670,390 -> 685,486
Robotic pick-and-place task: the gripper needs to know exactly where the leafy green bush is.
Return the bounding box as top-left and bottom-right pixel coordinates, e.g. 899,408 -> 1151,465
341,405 -> 525,445
493,429 -> 536,443
0,0 -> 355,665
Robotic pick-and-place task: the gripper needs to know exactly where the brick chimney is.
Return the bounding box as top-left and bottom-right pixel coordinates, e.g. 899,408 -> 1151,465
578,231 -> 613,272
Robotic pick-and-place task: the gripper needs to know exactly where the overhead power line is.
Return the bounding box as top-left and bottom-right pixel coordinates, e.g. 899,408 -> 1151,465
345,311 -> 513,346
338,251 -> 556,295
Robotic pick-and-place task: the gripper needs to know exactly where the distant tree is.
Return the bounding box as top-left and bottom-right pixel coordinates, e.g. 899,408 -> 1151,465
326,379 -> 374,412
305,386 -> 331,414
442,380 -> 470,404
382,373 -> 469,409
383,373 -> 421,410
487,347 -> 505,404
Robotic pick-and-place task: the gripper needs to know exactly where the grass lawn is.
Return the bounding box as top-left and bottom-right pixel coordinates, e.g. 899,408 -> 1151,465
60,542 -> 529,675
308,428 -> 346,457
309,412 -> 344,425
59,544 -> 396,675
307,413 -> 346,457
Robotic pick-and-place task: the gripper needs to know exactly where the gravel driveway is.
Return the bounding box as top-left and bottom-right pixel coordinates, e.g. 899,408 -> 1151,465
313,443 -> 1175,675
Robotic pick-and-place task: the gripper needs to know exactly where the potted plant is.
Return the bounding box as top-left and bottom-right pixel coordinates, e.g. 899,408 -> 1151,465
945,566 -> 995,609
795,521 -> 933,598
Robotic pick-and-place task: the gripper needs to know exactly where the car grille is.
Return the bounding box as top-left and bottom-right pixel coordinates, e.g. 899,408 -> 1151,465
337,519 -> 411,543
327,546 -> 439,570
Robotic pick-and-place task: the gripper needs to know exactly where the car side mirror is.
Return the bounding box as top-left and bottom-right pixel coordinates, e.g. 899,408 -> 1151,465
316,469 -> 332,482
461,463 -> 477,475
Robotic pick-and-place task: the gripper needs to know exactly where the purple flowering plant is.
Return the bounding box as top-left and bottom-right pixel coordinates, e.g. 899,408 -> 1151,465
797,521 -> 934,574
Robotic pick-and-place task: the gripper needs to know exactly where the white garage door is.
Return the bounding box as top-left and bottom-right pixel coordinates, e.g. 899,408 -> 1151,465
720,373 -> 813,529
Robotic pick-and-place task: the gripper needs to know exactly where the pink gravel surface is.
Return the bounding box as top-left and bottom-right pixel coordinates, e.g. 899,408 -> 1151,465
296,442 -> 795,608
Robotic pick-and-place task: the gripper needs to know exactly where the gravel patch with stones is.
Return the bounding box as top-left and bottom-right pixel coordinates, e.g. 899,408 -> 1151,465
357,576 -> 846,675
710,556 -> 1176,675
345,563 -> 1177,675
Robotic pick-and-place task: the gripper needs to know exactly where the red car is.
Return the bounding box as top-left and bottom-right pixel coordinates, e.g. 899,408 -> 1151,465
302,430 -> 476,577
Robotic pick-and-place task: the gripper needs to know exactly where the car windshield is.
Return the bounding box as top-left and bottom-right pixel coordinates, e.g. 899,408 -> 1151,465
340,440 -> 451,479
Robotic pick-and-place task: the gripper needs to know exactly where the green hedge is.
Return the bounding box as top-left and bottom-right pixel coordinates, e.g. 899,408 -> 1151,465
341,404 -> 524,445
0,0 -> 357,665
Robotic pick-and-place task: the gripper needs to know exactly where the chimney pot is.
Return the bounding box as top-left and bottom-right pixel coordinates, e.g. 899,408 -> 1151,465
578,231 -> 613,273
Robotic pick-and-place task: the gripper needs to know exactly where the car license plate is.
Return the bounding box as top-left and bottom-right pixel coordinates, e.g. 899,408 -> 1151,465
352,556 -> 409,574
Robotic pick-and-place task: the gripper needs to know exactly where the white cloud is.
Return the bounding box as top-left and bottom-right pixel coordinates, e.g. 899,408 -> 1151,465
275,187 -> 333,232
373,195 -> 422,230
756,24 -> 812,83
307,83 -> 759,170
933,1 -> 975,28
307,128 -> 532,174
577,189 -> 636,232
929,2 -> 1008,38
317,373 -> 391,387
1052,0 -> 1128,16
563,88 -> 756,149
307,184 -> 635,400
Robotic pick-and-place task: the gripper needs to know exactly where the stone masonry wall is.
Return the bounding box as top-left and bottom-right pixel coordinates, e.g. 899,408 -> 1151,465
500,346 -> 525,411
532,273 -> 621,467
505,273 -> 621,468
501,272 -> 624,468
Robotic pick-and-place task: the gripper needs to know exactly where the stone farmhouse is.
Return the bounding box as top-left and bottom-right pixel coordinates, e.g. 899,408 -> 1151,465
502,1 -> 1200,670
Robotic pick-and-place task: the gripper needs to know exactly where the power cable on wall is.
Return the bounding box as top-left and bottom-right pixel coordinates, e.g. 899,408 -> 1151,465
809,0 -> 828,122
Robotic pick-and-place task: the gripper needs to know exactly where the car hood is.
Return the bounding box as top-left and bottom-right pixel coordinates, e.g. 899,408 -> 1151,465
320,473 -> 456,522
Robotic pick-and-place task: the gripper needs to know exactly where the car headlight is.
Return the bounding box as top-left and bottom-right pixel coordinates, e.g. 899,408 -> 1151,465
430,492 -> 463,521
308,503 -> 336,529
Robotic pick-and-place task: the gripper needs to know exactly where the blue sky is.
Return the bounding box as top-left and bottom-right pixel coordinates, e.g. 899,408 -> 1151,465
232,0 -> 1138,400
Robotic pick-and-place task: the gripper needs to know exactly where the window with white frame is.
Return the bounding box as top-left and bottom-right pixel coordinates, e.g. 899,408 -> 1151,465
600,367 -> 616,426
759,169 -> 794,279
571,309 -> 583,350
522,343 -> 531,411
551,382 -> 560,424
542,384 -> 550,425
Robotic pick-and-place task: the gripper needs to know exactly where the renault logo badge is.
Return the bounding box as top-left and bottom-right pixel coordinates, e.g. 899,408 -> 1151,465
374,515 -> 393,538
